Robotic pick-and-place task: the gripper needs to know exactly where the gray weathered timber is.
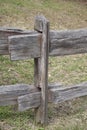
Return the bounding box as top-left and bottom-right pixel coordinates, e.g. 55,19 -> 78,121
9,34 -> 41,60
49,29 -> 87,56
34,15 -> 45,32
34,15 -> 49,125
8,28 -> 87,60
18,83 -> 62,111
0,28 -> 34,55
49,82 -> 87,103
17,82 -> 87,111
48,83 -> 62,89
0,83 -> 61,107
34,58 -> 41,88
0,82 -> 87,108
1,27 -> 87,58
0,84 -> 39,106
18,92 -> 41,111
0,98 -> 17,106
17,83 -> 62,111
34,58 -> 39,88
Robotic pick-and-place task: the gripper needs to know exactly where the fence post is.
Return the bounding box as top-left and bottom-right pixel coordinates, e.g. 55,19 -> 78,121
34,58 -> 40,88
34,15 -> 49,125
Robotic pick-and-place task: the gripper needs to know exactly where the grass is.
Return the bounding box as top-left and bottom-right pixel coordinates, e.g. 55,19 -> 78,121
0,0 -> 87,29
0,0 -> 87,129
49,54 -> 87,85
0,56 -> 34,85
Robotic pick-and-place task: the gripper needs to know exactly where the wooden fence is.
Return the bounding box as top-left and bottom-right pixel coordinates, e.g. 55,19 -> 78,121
0,15 -> 87,125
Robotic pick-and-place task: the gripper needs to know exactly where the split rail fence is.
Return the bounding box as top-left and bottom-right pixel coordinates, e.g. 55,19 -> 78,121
0,15 -> 87,125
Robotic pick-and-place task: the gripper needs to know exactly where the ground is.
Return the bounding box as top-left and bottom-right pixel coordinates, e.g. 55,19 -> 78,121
0,0 -> 87,130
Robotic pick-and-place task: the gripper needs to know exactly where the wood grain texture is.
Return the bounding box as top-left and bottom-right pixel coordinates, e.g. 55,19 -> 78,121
9,33 -> 41,60
18,92 -> 41,111
0,84 -> 39,106
0,82 -> 87,108
49,82 -> 87,103
49,29 -> 87,56
39,19 -> 49,124
34,15 -> 49,125
34,15 -> 44,32
34,58 -> 41,88
0,27 -> 36,55
0,83 -> 61,107
1,27 -> 87,58
9,28 -> 87,60
18,82 -> 87,110
17,83 -> 62,111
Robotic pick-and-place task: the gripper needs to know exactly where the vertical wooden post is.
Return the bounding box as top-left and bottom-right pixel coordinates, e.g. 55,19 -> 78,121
34,58 -> 40,88
34,15 -> 49,125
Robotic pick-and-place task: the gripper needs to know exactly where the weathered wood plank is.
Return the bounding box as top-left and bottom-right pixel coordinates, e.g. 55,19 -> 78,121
0,82 -> 87,108
9,34 -> 41,60
39,19 -> 49,124
8,28 -> 87,60
34,15 -> 45,32
18,83 -> 62,111
0,83 -> 61,107
17,82 -> 87,111
49,82 -> 87,103
0,84 -> 37,97
34,58 -> 41,88
0,27 -> 36,55
18,92 -> 41,111
34,15 -> 49,125
49,29 -> 87,56
0,98 -> 17,106
1,27 -> 87,59
0,84 -> 39,106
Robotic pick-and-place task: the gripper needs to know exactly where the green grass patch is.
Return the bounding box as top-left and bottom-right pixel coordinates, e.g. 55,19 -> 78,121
0,0 -> 87,29
0,56 -> 34,85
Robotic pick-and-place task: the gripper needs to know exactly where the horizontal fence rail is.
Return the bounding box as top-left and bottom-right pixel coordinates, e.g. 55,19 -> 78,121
0,82 -> 87,111
50,29 -> 87,56
0,28 -> 34,55
0,28 -> 87,60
